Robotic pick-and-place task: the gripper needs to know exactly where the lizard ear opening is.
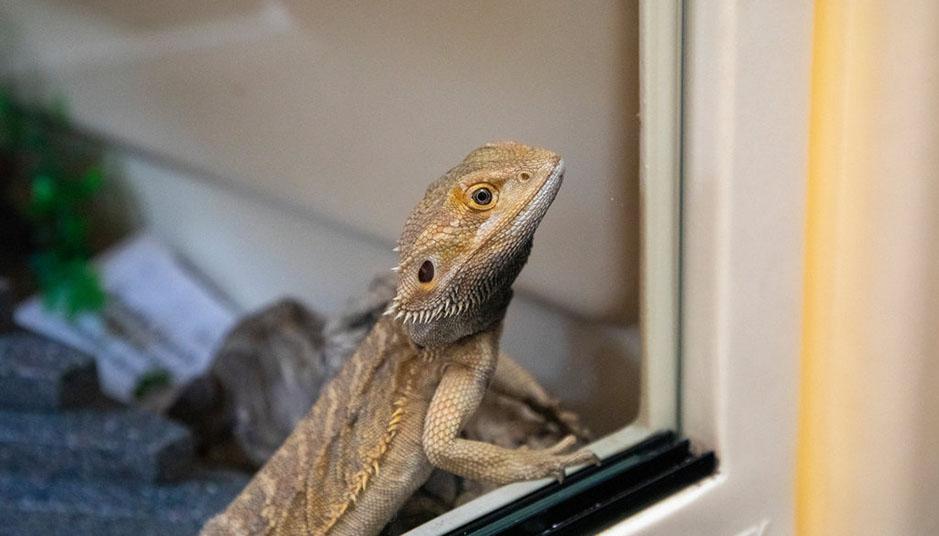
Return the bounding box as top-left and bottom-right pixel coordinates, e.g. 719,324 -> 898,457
418,260 -> 435,283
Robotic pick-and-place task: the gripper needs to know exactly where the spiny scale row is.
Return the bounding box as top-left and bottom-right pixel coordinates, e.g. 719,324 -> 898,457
320,397 -> 408,532
383,298 -> 472,326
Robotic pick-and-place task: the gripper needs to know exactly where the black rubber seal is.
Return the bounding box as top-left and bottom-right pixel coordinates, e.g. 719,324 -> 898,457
444,431 -> 716,536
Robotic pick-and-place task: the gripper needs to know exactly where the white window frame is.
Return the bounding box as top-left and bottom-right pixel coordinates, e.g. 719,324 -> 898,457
604,1 -> 813,535
413,1 -> 812,534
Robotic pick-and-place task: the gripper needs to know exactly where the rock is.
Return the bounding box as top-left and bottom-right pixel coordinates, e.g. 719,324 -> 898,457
0,409 -> 193,483
171,276 -> 401,465
321,273 -> 398,371
170,298 -> 329,464
0,332 -> 101,411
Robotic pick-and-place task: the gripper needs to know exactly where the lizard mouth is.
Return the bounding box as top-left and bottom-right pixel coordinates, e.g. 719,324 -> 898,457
511,158 -> 564,230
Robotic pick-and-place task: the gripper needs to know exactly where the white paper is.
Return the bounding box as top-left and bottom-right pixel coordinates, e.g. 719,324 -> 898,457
15,235 -> 238,402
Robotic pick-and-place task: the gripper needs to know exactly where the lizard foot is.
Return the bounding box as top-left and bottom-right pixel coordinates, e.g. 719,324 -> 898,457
523,435 -> 599,483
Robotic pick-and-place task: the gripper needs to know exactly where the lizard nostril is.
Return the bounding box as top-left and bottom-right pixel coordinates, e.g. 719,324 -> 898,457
418,260 -> 435,283
518,171 -> 531,182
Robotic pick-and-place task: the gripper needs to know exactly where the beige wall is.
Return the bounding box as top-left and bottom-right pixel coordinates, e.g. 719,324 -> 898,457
1,0 -> 640,323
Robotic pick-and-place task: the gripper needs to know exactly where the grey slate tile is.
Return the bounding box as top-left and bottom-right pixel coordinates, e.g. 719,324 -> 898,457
0,470 -> 248,536
0,409 -> 194,482
0,333 -> 101,411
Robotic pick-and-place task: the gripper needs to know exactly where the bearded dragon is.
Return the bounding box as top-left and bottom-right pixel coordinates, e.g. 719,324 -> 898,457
202,141 -> 597,536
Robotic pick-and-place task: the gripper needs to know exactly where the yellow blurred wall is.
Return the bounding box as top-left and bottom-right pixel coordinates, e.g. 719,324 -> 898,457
797,1 -> 939,535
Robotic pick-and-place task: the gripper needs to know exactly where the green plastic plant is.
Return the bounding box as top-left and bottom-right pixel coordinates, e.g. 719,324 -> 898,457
2,91 -> 177,398
0,89 -> 106,317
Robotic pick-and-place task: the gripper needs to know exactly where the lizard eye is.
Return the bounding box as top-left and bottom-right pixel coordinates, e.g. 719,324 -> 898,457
472,188 -> 492,205
466,183 -> 498,210
418,260 -> 435,283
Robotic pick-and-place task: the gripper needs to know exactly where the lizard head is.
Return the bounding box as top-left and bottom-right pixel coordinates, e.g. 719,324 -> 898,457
387,141 -> 564,347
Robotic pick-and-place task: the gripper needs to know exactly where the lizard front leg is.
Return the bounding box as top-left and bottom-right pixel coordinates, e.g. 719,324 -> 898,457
422,346 -> 597,485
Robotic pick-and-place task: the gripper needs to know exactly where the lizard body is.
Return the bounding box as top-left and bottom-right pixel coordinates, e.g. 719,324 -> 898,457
202,141 -> 595,535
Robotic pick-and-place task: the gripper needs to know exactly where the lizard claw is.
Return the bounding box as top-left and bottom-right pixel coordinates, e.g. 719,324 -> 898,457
567,447 -> 600,468
538,443 -> 598,484
548,448 -> 597,483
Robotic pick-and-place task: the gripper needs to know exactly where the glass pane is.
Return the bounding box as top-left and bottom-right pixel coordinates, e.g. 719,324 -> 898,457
0,1 -> 681,534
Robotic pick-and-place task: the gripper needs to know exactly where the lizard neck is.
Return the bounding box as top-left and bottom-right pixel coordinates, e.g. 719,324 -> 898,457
404,287 -> 513,348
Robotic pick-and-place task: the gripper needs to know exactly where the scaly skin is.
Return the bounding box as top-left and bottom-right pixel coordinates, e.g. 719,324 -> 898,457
202,141 -> 596,536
